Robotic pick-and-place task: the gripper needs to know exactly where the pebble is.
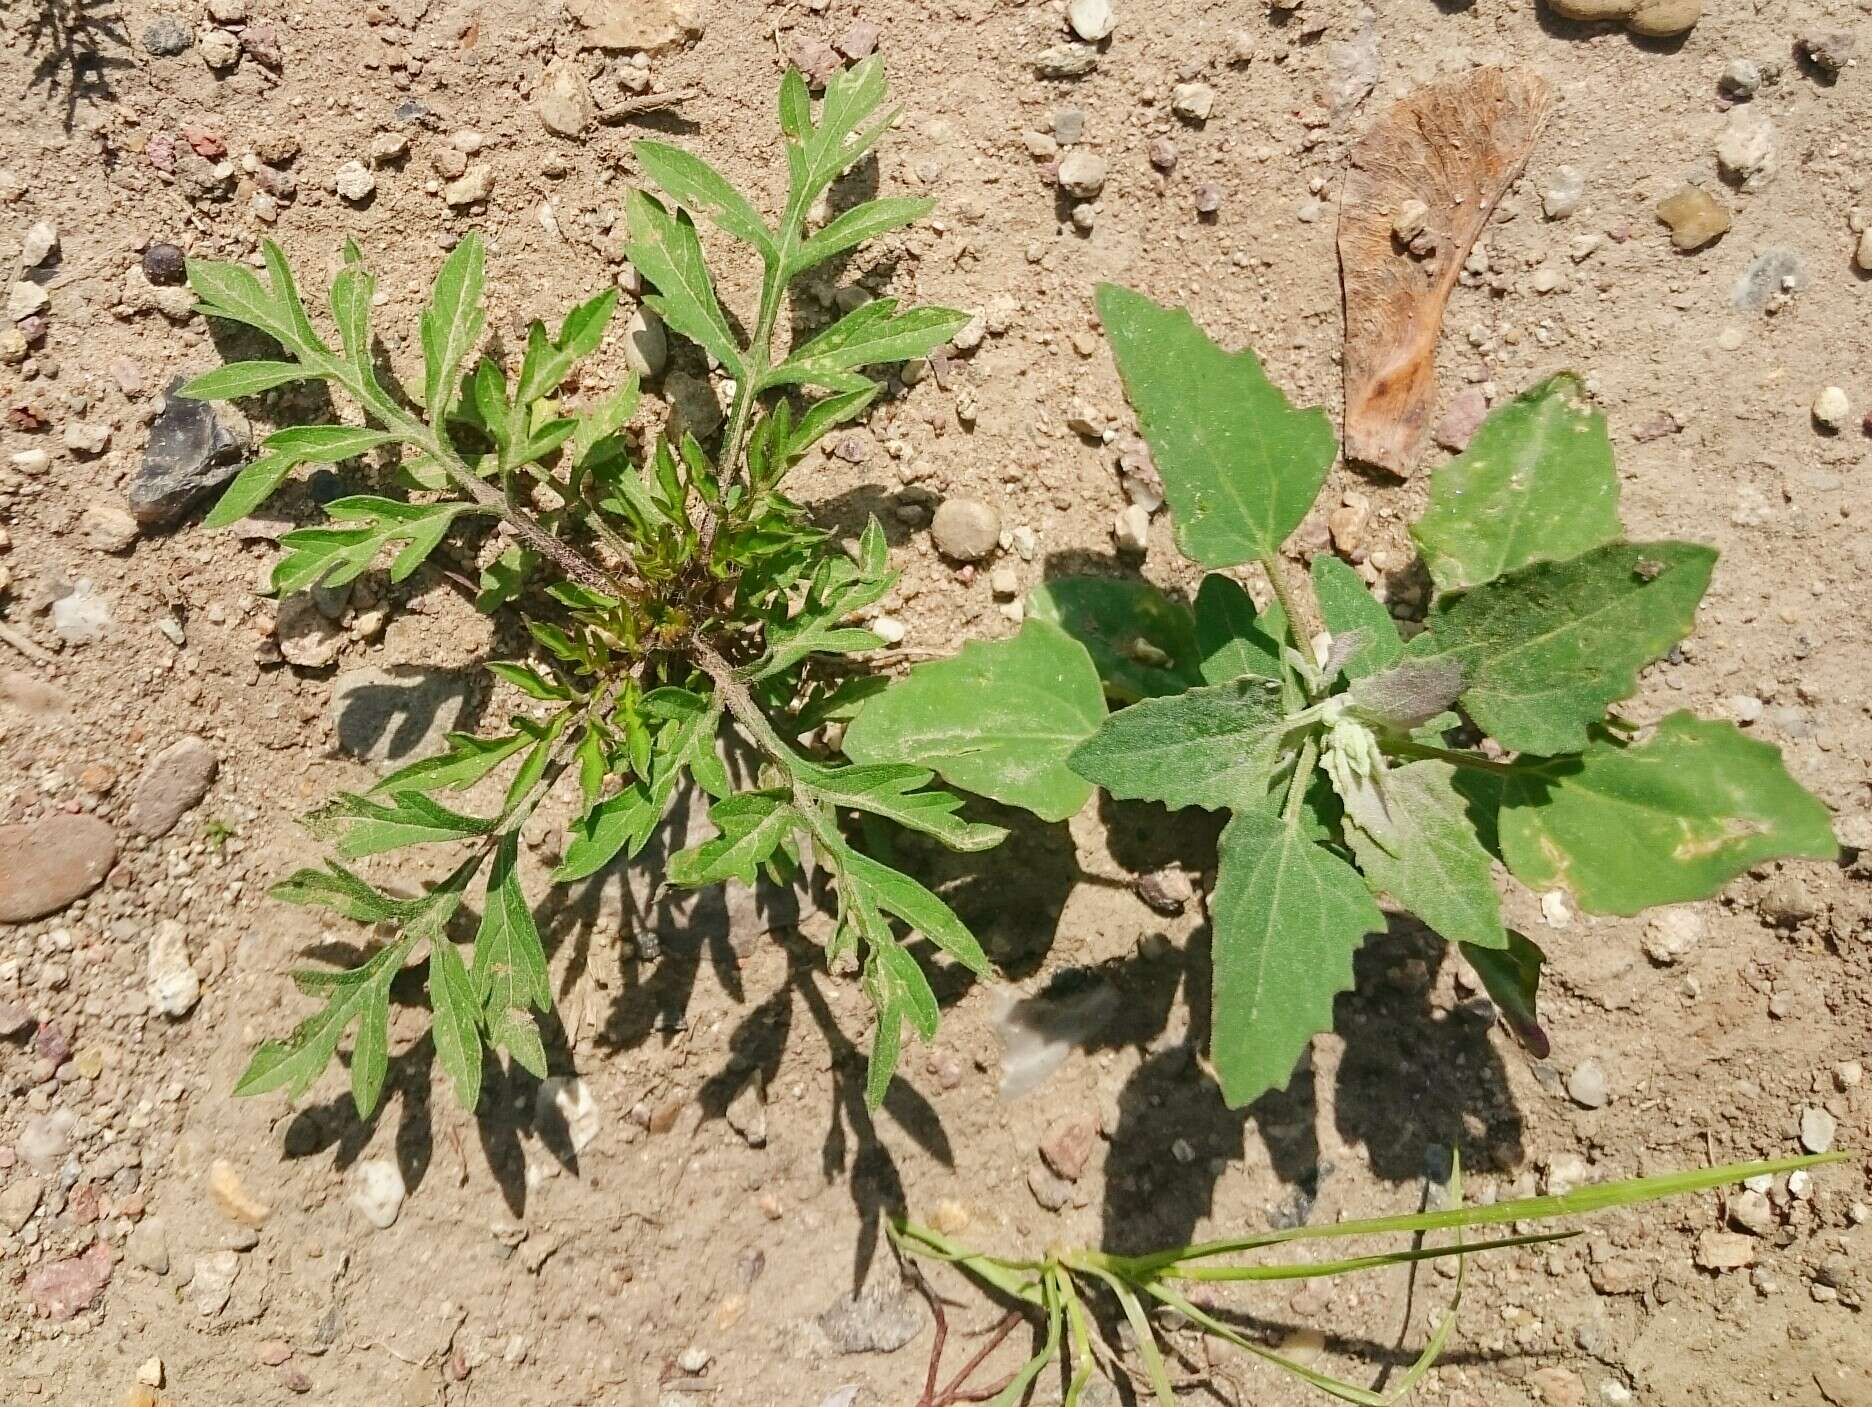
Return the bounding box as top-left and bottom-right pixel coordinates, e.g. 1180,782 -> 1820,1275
333,160 -> 377,204
1566,1059 -> 1610,1109
1694,1230 -> 1753,1271
1714,110 -> 1775,191
725,1081 -> 768,1147
147,919 -> 201,1017
837,20 -> 879,59
1027,1163 -> 1072,1210
1530,1367 -> 1587,1407
622,306 -> 667,377
350,1159 -> 407,1229
1171,82 -> 1215,123
1812,386 -> 1850,432
1796,31 -> 1855,82
1193,184 -> 1221,216
1719,58 -> 1762,99
25,1242 -> 112,1321
0,1177 -> 41,1232
1856,228 -> 1872,273
64,422 -> 113,456
1112,503 -> 1150,555
1136,866 -> 1193,914
871,614 -> 906,645
208,1159 -> 272,1227
138,1357 -> 166,1388
192,1250 -> 241,1315
1643,907 -> 1703,963
536,60 -> 594,137
9,280 -> 49,321
128,1217 -> 171,1274
141,243 -> 188,286
537,1076 -> 602,1153
0,814 -> 118,922
1548,0 -> 1701,35
80,499 -> 140,553
131,380 -> 245,528
125,735 -> 219,840
1056,150 -> 1106,200
1148,137 -> 1177,171
1799,1106 -> 1836,1154
1038,1115 -> 1097,1181
1655,185 -> 1731,252
444,165 -> 494,208
142,16 -> 192,55
198,26 -> 241,71
19,1108 -> 76,1174
989,567 -> 1020,599
1066,0 -> 1115,42
814,1271 -> 926,1354
1728,1188 -> 1775,1236
931,497 -> 1000,561
1435,386 -> 1490,451
276,594 -> 346,669
1731,247 -> 1804,312
666,370 -> 722,439
21,220 -> 58,267
1541,166 -> 1585,220
1757,874 -> 1818,927
1033,43 -> 1098,79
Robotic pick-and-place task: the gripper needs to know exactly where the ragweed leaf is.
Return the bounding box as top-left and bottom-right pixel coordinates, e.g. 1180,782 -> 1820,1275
1404,541 -> 1716,756
272,497 -> 485,594
1097,284 -> 1338,569
270,861 -> 412,924
235,939 -> 410,1111
1412,374 -> 1621,597
1498,712 -> 1835,915
472,834 -> 552,1076
372,730 -> 532,796
795,759 -> 1008,851
554,782 -> 663,882
791,195 -> 934,277
839,846 -> 991,976
187,254 -> 301,350
1069,677 -> 1297,813
842,619 -> 1106,823
624,190 -> 744,378
764,299 -> 969,392
1027,576 -> 1200,702
421,232 -> 487,424
429,937 -> 484,1111
305,790 -> 496,859
181,361 -> 312,401
748,519 -> 896,679
1210,806 -> 1383,1108
516,288 -> 619,406
667,792 -> 799,887
202,452 -> 297,529
633,139 -> 777,265
1339,761 -> 1508,950
262,425 -> 394,462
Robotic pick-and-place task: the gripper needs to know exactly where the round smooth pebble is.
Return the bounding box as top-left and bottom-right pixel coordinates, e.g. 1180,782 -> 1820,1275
1066,0 -> 1115,42
142,243 -> 187,285
1541,166 -> 1585,220
1056,151 -> 1106,200
1566,1059 -> 1610,1109
334,160 -> 376,203
1812,386 -> 1849,431
931,498 -> 1001,562
621,306 -> 667,377
1799,1106 -> 1836,1154
349,1159 -> 406,1228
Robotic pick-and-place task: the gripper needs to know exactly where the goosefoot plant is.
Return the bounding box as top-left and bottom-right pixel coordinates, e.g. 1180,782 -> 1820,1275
894,1151 -> 1844,1405
179,59 -> 1100,1115
1018,287 -> 1836,1109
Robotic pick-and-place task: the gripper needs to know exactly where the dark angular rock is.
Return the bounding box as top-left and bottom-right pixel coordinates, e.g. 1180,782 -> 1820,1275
129,379 -> 245,529
142,16 -> 192,56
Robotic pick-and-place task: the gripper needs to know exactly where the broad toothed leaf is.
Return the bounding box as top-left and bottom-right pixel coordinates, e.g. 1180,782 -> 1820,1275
1312,555 -> 1401,681
1497,712 -> 1835,915
633,140 -> 777,264
1194,573 -> 1286,686
1069,676 -> 1298,813
1027,576 -> 1201,703
1210,806 -> 1383,1108
1098,284 -> 1338,569
842,619 -> 1106,822
1413,373 -> 1621,597
1338,761 -> 1508,949
624,190 -> 744,378
1405,541 -> 1716,756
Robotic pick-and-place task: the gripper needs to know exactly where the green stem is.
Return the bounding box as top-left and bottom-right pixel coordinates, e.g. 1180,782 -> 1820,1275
1382,739 -> 1518,777
1282,734 -> 1320,824
1258,551 -> 1319,653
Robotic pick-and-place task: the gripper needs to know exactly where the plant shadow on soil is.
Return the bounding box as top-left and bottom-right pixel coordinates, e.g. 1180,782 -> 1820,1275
18,0 -> 132,133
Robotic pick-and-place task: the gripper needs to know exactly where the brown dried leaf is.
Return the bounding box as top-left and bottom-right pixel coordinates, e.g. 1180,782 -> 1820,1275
1338,68 -> 1553,476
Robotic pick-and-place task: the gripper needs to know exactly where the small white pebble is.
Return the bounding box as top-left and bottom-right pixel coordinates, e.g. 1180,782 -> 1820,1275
871,615 -> 906,645
1812,386 -> 1850,431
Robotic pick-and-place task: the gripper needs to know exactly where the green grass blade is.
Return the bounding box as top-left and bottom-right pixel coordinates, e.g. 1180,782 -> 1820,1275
983,1270 -> 1063,1407
1144,1280 -> 1388,1406
1166,1230 -> 1576,1282
1077,1265 -> 1175,1407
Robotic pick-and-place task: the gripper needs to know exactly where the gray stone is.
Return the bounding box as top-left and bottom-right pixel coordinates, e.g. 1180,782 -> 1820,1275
536,60 -> 594,137
1799,1106 -> 1837,1154
622,306 -> 667,377
1566,1059 -> 1610,1109
1056,150 -> 1107,200
18,1108 -> 76,1175
128,1217 -> 171,1274
1066,0 -> 1115,41
0,815 -> 117,923
50,580 -> 113,644
1033,43 -> 1098,78
147,920 -> 201,1018
1731,247 -> 1805,312
0,1177 -> 42,1232
191,1250 -> 240,1315
931,497 -> 1000,561
142,16 -> 192,55
125,735 -> 219,840
815,1265 -> 925,1354
131,379 -> 246,529
330,666 -> 476,770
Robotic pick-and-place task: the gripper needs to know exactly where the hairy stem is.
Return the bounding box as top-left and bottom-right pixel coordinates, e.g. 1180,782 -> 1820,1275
1381,739 -> 1519,776
1282,734 -> 1320,825
1258,550 -> 1320,653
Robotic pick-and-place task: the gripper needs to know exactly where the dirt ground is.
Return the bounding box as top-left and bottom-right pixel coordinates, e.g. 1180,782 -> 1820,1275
2,0 -> 1870,1403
